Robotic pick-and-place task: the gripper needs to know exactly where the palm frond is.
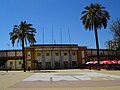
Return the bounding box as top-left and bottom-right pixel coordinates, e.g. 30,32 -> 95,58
9,21 -> 37,47
81,3 -> 110,31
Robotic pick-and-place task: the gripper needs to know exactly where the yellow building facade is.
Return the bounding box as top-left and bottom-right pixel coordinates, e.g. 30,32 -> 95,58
0,50 -> 23,70
25,44 -> 87,70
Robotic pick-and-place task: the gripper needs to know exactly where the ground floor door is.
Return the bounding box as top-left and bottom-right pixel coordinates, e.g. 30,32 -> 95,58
0,60 -> 6,69
37,62 -> 42,70
55,62 -> 60,69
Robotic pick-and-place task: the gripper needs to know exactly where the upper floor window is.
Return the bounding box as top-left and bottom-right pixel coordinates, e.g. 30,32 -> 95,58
27,51 -> 31,59
10,61 -> 13,65
64,53 -> 67,56
19,61 -> 21,65
37,53 -> 41,56
16,51 -> 22,56
72,53 -> 75,55
46,53 -> 50,56
7,52 -> 15,56
55,53 -> 59,56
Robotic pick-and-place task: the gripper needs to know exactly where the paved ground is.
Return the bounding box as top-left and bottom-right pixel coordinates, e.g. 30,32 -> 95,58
0,69 -> 120,90
22,71 -> 120,81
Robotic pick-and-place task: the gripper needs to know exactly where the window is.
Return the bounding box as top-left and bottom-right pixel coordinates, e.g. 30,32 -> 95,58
27,51 -> 31,59
104,51 -> 108,55
10,61 -> 13,65
72,53 -> 75,55
46,53 -> 50,56
46,62 -> 51,69
37,53 -> 41,56
92,51 -> 97,55
64,53 -> 67,56
7,52 -> 15,56
99,51 -> 103,55
64,61 -> 68,68
72,61 -> 77,67
55,53 -> 59,56
17,51 -> 22,56
82,59 -> 85,64
19,61 -> 21,65
55,62 -> 60,68
82,51 -> 85,58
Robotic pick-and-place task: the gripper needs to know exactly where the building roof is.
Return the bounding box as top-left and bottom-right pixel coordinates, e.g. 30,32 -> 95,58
30,44 -> 78,47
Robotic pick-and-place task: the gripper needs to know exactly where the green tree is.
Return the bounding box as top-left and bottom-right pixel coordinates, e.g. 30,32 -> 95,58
105,39 -> 118,50
9,21 -> 37,72
81,3 -> 110,70
110,19 -> 120,49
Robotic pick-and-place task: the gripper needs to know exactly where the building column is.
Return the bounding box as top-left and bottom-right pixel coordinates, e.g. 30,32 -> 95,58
60,50 -> 64,68
15,59 -> 17,70
68,50 -> 72,68
42,48 -> 46,69
51,49 -> 55,69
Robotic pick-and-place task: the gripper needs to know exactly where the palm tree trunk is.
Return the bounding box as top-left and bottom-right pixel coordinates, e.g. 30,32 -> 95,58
94,27 -> 100,71
22,38 -> 26,72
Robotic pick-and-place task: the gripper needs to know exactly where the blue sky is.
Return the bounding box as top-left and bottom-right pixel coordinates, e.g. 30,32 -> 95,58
0,0 -> 120,50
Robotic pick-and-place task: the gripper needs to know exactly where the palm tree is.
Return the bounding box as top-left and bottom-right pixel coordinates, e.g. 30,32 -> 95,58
81,3 -> 110,70
9,21 -> 37,72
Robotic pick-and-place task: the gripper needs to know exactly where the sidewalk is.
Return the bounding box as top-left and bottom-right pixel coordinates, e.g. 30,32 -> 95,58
0,69 -> 120,90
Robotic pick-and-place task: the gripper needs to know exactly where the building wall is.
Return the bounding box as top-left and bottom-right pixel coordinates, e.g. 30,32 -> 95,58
77,46 -> 87,65
87,49 -> 120,61
0,50 -> 23,70
6,59 -> 23,69
1,44 -> 119,70
25,45 -> 80,69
